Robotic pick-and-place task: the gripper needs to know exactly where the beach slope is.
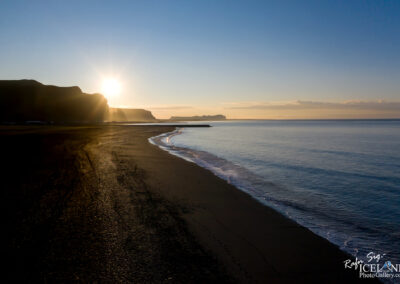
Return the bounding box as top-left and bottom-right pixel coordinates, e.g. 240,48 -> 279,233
1,126 -> 374,283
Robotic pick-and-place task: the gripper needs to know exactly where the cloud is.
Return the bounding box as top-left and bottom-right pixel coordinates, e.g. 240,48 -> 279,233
226,100 -> 400,111
148,105 -> 194,110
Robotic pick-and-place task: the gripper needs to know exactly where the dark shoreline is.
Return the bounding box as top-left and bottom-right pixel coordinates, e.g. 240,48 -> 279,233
1,125 -> 377,283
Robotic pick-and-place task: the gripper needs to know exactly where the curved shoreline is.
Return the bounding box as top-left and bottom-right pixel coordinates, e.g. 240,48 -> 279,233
145,126 -> 373,282
2,125 -> 375,282
149,128 -> 358,262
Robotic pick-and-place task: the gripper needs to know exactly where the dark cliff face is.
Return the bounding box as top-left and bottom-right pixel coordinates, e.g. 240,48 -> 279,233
108,108 -> 156,122
0,80 -> 109,123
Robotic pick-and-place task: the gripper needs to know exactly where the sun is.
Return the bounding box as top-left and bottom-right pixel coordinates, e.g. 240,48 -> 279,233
101,78 -> 121,98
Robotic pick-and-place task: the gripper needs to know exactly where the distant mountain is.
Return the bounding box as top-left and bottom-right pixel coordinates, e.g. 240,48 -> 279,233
108,108 -> 156,122
169,115 -> 226,121
0,80 -> 108,123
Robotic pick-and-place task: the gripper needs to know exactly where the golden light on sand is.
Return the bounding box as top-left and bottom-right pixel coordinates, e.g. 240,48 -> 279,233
101,78 -> 121,99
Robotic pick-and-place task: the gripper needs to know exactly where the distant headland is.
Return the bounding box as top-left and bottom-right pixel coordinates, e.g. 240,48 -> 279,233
0,80 -> 228,124
168,115 -> 226,121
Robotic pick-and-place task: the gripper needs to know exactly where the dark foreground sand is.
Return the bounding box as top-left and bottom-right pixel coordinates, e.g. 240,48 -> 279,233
1,126 -> 376,283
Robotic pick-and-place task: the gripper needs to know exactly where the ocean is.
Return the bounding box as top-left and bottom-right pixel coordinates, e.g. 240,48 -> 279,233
149,120 -> 400,266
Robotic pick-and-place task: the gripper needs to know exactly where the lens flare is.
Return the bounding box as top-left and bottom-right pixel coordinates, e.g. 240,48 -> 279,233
101,78 -> 121,98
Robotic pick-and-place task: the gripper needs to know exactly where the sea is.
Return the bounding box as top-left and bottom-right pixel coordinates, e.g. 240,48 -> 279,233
149,120 -> 400,268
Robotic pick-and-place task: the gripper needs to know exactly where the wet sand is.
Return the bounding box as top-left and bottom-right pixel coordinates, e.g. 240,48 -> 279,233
1,126 -> 375,283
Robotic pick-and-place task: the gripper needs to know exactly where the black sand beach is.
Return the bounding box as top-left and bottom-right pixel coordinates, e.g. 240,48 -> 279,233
1,126 -> 376,283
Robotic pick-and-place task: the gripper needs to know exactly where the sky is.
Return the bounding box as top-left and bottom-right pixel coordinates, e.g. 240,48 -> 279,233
0,0 -> 399,119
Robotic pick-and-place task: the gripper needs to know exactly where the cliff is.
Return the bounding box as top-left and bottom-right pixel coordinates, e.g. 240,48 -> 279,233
108,108 -> 156,122
0,80 -> 108,123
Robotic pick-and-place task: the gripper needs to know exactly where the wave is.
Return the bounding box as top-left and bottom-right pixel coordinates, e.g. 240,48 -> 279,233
148,128 -> 400,271
149,130 -> 342,232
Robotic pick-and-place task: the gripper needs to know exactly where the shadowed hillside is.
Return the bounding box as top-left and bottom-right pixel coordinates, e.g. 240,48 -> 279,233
0,80 -> 108,123
108,108 -> 156,122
